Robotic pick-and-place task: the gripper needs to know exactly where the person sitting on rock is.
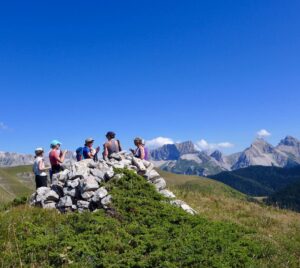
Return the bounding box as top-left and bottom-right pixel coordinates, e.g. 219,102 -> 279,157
141,139 -> 149,161
33,148 -> 50,189
83,138 -> 100,161
130,137 -> 147,160
103,131 -> 122,160
49,140 -> 67,180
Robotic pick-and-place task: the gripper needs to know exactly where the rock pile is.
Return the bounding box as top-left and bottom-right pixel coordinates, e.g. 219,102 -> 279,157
29,152 -> 196,215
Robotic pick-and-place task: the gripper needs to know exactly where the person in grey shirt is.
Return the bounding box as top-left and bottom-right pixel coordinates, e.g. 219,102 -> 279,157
103,131 -> 122,160
33,148 -> 50,189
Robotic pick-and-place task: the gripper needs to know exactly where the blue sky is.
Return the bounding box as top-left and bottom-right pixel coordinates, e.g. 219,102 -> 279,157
0,0 -> 300,154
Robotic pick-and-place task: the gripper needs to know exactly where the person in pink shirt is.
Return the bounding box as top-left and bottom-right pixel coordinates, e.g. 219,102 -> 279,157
49,140 -> 67,181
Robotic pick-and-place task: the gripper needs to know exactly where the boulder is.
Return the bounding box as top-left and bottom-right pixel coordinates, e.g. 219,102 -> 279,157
51,184 -> 64,197
153,178 -> 167,191
66,178 -> 80,189
57,196 -> 73,208
77,200 -> 90,209
132,157 -> 146,172
170,200 -> 196,215
113,162 -> 125,169
81,191 -> 95,200
145,170 -> 160,181
119,159 -> 132,167
36,187 -> 50,197
63,187 -> 77,198
159,189 -> 176,198
109,153 -> 122,161
101,195 -> 112,208
36,188 -> 59,203
105,168 -> 114,180
42,202 -> 57,209
92,187 -> 108,203
90,169 -> 105,181
81,176 -> 99,192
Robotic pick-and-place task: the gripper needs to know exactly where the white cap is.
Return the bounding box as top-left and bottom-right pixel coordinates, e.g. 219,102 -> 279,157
35,147 -> 44,154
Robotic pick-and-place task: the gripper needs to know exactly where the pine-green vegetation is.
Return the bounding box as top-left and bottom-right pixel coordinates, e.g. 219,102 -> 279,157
210,165 -> 300,196
0,167 -> 299,267
266,181 -> 300,212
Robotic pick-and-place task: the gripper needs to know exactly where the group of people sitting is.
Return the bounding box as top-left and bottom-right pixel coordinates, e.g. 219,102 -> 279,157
32,131 -> 149,189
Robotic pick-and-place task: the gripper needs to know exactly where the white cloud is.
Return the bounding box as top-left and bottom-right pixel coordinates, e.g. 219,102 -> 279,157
0,122 -> 8,131
146,137 -> 174,149
195,139 -> 234,151
257,129 -> 271,138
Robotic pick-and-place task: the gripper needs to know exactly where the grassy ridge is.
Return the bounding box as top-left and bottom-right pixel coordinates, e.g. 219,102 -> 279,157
160,170 -> 300,267
0,167 -> 299,266
0,170 -> 272,267
0,166 -> 34,201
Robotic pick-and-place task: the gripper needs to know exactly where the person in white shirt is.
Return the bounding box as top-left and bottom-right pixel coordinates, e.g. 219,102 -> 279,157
33,148 -> 50,189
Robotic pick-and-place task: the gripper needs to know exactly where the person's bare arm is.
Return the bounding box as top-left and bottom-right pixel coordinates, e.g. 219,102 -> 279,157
103,143 -> 109,158
56,151 -> 67,163
38,160 -> 50,172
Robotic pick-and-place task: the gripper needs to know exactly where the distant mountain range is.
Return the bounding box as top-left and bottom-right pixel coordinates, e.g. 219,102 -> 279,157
1,136 -> 300,174
0,152 -> 35,167
0,151 -> 75,167
151,136 -> 300,176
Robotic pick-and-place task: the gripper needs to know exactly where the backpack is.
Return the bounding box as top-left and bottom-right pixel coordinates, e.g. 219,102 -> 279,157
76,147 -> 84,161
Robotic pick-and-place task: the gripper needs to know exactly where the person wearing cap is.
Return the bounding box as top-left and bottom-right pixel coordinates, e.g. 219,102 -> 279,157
33,148 -> 50,189
83,138 -> 100,160
49,140 -> 67,178
103,131 -> 122,159
130,137 -> 146,160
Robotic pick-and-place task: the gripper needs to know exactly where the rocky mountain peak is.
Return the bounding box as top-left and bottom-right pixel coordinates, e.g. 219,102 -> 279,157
279,136 -> 300,147
250,139 -> 274,154
175,141 -> 197,155
210,150 -> 223,162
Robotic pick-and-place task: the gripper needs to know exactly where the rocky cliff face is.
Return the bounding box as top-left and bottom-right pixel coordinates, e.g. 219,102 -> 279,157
232,139 -> 290,170
29,152 -> 196,215
276,136 -> 300,163
0,152 -> 35,167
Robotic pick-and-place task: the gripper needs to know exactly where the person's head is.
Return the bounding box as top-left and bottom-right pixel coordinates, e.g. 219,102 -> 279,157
85,138 -> 94,148
106,131 -> 116,140
134,137 -> 143,147
35,147 -> 44,157
50,140 -> 62,150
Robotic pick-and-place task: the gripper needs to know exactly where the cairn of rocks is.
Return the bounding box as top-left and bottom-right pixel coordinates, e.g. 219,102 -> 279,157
29,152 -> 196,215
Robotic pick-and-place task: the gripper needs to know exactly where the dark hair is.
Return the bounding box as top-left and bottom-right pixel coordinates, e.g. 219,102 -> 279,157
106,131 -> 116,139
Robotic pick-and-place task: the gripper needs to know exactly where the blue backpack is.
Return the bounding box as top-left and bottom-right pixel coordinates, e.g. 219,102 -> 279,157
76,147 -> 85,161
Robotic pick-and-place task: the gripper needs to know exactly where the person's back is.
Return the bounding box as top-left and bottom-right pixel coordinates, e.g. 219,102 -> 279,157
82,145 -> 91,159
33,148 -> 49,189
49,149 -> 60,167
33,156 -> 47,177
106,139 -> 120,156
103,132 -> 122,159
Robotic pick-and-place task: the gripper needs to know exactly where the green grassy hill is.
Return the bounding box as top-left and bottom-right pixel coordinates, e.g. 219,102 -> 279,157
0,167 -> 299,267
0,165 -> 34,203
160,170 -> 300,267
